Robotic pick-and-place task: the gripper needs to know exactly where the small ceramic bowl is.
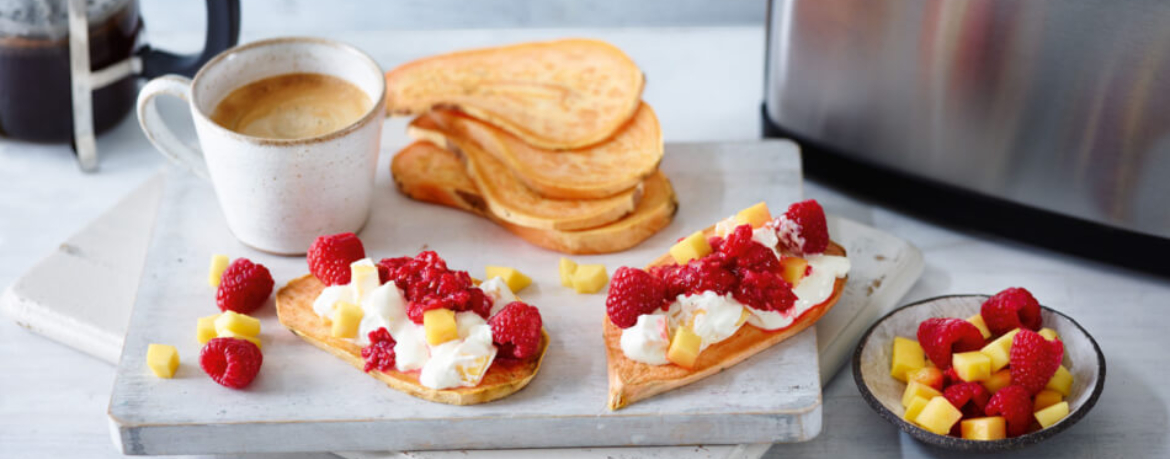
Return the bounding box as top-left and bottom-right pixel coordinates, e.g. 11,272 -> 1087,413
852,295 -> 1105,452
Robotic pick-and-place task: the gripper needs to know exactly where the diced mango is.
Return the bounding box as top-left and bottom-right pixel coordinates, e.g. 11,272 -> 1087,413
908,366 -> 945,390
980,328 -> 1020,372
902,381 -> 943,408
914,396 -> 963,435
891,336 -> 926,382
780,256 -> 808,286
667,325 -> 702,368
961,416 -> 1006,440
146,344 -> 179,379
1038,328 -> 1060,341
350,260 -> 380,299
967,314 -> 992,339
571,264 -> 608,294
953,351 -> 992,382
485,266 -> 532,293
208,254 -> 230,287
330,301 -> 363,339
735,202 -> 772,228
1034,401 -> 1070,428
1034,389 -> 1064,412
218,329 -> 261,349
669,231 -> 713,264
982,369 -> 1012,394
196,314 -> 220,344
214,310 -> 260,337
1046,365 -> 1073,396
559,258 -> 578,287
903,396 -> 931,423
424,308 -> 458,345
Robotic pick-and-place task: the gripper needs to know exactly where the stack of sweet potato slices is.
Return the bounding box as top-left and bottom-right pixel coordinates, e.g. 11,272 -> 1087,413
385,39 -> 677,254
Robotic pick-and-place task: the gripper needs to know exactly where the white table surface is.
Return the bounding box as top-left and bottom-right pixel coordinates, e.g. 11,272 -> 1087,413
2,26 -> 1169,459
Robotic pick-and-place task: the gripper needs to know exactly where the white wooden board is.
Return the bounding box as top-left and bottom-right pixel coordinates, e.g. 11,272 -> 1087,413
109,141 -> 829,454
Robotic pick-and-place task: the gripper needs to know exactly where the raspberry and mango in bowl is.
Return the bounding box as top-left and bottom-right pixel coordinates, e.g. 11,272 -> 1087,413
853,288 -> 1105,452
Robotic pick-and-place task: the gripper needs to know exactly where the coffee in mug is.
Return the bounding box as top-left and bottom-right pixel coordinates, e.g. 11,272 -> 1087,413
209,73 -> 372,140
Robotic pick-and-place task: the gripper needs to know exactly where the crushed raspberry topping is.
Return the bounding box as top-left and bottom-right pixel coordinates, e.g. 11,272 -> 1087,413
361,327 -> 397,372
377,251 -> 492,324
733,268 -> 796,313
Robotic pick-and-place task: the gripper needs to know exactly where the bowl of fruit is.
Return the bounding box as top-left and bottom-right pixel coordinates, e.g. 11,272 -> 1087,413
852,289 -> 1105,451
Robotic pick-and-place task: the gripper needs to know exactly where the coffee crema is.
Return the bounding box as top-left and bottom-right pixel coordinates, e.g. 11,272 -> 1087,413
209,73 -> 371,140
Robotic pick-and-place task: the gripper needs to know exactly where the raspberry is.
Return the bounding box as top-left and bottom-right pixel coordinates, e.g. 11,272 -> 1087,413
943,367 -> 963,386
985,385 -> 1034,437
215,258 -> 274,314
489,301 -> 544,359
916,318 -> 985,369
381,251 -> 491,324
200,337 -> 263,389
981,287 -> 1043,335
944,382 -> 991,418
361,327 -> 397,372
307,233 -> 366,286
606,267 -> 668,328
777,200 -> 829,255
1009,329 -> 1064,394
732,269 -> 796,313
719,224 -> 781,273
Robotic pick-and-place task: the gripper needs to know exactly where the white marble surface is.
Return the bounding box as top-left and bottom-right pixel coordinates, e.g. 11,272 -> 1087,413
2,26 -> 1169,459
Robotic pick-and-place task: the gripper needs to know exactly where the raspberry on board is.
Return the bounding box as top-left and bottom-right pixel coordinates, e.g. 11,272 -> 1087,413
917,318 -> 985,370
215,258 -> 274,314
985,385 -> 1034,437
777,199 -> 829,255
489,301 -> 544,359
606,267 -> 667,328
307,232 -> 367,286
200,337 -> 263,389
1010,329 -> 1064,394
361,327 -> 397,372
981,287 -> 1043,335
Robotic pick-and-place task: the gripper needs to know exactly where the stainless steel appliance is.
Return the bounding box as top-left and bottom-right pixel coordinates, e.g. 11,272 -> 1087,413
763,0 -> 1170,273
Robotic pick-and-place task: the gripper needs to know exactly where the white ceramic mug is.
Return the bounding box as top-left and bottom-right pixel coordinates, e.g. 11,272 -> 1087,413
137,37 -> 385,255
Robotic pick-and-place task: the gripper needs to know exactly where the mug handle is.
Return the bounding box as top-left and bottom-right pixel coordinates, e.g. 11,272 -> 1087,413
136,75 -> 209,179
138,0 -> 241,78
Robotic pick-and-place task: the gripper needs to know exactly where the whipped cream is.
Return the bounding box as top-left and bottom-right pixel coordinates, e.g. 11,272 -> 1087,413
746,254 -> 851,330
311,259 -> 502,389
667,291 -> 747,351
620,314 -> 671,365
480,276 -> 518,316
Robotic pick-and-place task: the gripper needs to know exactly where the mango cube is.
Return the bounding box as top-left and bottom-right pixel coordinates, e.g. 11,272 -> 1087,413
196,314 -> 220,344
891,336 -> 926,382
902,381 -> 943,408
1034,401 -> 1070,428
1038,328 -> 1060,341
570,264 -> 608,294
903,396 -> 931,423
667,325 -> 702,368
982,369 -> 1012,394
780,256 -> 808,286
908,366 -> 945,390
485,266 -> 532,293
350,260 -> 380,299
559,258 -> 578,287
214,310 -> 260,337
961,416 -> 1006,440
218,329 -> 261,349
669,231 -> 713,264
734,202 -> 772,228
1034,389 -> 1063,412
914,396 -> 963,435
330,301 -> 364,339
953,351 -> 992,382
146,344 -> 179,379
208,254 -> 230,287
967,314 -> 992,339
1046,365 -> 1073,396
980,328 -> 1020,372
424,308 -> 459,345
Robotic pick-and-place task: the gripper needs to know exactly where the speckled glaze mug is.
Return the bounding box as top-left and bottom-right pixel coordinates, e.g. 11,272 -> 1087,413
136,37 -> 385,255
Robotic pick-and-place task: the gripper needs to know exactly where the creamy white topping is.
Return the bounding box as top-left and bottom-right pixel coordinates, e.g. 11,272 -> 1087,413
311,258 -> 498,389
619,313 -> 671,365
746,254 -> 851,330
714,216 -> 739,237
667,291 -> 746,351
480,276 -> 518,316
